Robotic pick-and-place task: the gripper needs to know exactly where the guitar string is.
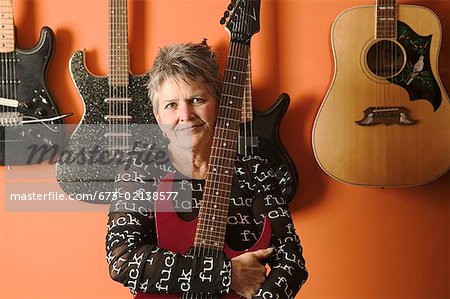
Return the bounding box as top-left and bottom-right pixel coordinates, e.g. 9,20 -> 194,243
118,0 -> 128,155
2,2 -> 6,116
1,52 -> 2,116
108,0 -> 112,154
2,1 -> 9,116
121,0 -> 128,155
13,45 -> 17,120
247,51 -> 255,156
112,0 -> 117,156
125,0 -> 129,154
385,1 -> 395,113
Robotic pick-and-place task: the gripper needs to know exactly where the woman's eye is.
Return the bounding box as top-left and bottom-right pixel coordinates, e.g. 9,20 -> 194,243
165,102 -> 176,109
192,98 -> 205,104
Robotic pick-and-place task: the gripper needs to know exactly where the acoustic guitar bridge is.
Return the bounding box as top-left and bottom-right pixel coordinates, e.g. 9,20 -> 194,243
355,106 -> 417,126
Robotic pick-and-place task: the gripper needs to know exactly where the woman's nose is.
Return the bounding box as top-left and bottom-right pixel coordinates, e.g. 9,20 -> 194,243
178,103 -> 194,121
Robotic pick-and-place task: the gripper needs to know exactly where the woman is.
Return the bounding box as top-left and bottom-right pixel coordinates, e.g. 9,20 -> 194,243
106,43 -> 308,298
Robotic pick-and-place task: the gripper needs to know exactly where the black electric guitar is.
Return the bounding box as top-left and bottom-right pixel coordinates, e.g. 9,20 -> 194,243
239,54 -> 298,202
56,0 -> 157,200
0,0 -> 66,165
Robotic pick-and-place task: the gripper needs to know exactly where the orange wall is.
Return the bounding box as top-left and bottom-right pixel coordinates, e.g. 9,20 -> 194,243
0,0 -> 449,298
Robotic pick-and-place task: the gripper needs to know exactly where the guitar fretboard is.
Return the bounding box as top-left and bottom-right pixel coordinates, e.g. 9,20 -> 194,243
109,0 -> 129,86
376,0 -> 397,39
193,42 -> 250,251
0,0 -> 14,53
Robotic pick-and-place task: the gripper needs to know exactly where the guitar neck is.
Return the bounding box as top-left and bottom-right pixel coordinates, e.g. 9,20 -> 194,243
193,41 -> 250,251
0,0 -> 15,52
109,0 -> 129,86
376,0 -> 397,39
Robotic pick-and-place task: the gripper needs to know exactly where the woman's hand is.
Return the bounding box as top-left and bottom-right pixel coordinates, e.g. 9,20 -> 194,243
230,247 -> 274,298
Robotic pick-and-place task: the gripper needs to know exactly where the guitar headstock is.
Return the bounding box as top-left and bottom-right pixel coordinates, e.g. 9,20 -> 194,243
220,0 -> 261,45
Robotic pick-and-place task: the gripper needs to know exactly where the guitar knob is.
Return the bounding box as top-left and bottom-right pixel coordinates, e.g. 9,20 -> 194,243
36,108 -> 47,116
28,128 -> 39,139
19,101 -> 32,109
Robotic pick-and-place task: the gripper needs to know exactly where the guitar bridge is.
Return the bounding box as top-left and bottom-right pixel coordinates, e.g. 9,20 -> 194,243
0,112 -> 23,126
355,106 -> 417,126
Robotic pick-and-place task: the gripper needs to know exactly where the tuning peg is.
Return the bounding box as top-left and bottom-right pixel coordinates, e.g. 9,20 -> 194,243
227,3 -> 234,10
223,10 -> 230,18
220,17 -> 226,25
231,0 -> 237,4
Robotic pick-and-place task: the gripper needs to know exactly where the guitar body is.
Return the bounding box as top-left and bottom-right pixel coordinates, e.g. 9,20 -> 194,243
0,27 -> 63,165
239,93 -> 297,201
135,173 -> 272,299
56,50 -> 157,199
313,5 -> 450,187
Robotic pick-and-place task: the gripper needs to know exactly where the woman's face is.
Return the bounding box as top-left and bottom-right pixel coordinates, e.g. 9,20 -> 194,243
155,78 -> 217,151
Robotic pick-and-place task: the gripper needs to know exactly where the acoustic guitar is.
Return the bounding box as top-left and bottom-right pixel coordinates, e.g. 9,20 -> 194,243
135,0 -> 271,298
312,0 -> 450,187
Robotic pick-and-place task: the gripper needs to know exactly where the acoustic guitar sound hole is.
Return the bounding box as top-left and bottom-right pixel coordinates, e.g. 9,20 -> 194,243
366,40 -> 405,78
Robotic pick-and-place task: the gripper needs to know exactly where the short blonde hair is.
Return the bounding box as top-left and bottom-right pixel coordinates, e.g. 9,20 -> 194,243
147,43 -> 221,114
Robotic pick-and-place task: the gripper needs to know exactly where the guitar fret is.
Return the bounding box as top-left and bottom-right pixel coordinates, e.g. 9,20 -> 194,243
221,93 -> 243,99
225,69 -> 246,74
219,105 -> 241,112
196,232 -> 226,240
198,200 -> 229,208
216,116 -> 240,124
209,172 -> 232,184
211,146 -> 235,153
227,55 -> 247,61
210,155 -> 235,162
196,229 -> 227,237
197,218 -> 227,227
197,220 -> 228,230
224,82 -> 246,88
212,138 -> 237,149
207,163 -> 234,171
202,194 -> 230,201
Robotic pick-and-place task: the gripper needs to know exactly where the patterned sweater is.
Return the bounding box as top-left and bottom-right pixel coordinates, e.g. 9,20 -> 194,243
106,154 -> 308,298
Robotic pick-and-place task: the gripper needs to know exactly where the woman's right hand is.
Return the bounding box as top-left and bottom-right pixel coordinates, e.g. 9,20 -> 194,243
230,247 -> 274,298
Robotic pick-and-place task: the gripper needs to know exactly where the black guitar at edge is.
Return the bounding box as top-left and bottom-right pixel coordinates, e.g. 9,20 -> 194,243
0,5 -> 64,166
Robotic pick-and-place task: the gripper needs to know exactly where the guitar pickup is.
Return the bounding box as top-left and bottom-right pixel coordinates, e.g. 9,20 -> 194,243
237,136 -> 259,155
104,115 -> 133,122
104,132 -> 133,137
